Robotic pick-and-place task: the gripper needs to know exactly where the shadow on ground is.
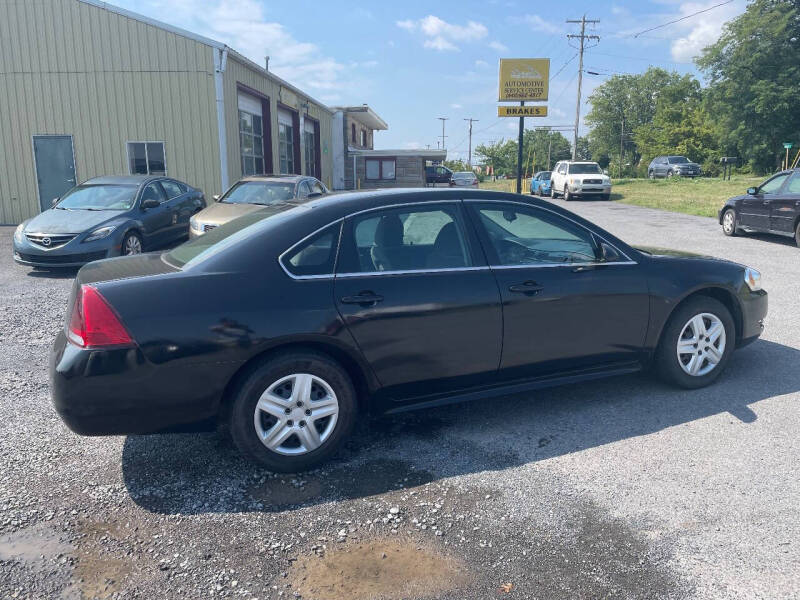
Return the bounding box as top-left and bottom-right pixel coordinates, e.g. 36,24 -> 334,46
122,339 -> 799,515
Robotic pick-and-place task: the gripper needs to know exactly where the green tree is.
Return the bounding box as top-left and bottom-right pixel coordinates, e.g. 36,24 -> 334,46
585,68 -> 701,170
443,159 -> 470,172
475,130 -> 571,176
575,136 -> 591,161
697,0 -> 800,173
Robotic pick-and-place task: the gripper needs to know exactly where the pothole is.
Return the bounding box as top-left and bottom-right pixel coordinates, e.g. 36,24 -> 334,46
289,537 -> 471,600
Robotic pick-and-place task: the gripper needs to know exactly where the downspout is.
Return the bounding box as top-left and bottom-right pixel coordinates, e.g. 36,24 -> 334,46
214,46 -> 230,193
352,153 -> 357,190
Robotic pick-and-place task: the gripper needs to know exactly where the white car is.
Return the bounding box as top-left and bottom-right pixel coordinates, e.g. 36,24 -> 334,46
550,161 -> 611,201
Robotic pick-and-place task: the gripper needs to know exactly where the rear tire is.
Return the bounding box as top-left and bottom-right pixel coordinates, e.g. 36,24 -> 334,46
648,170 -> 655,179
795,221 -> 800,247
722,208 -> 738,237
228,352 -> 357,472
655,296 -> 734,389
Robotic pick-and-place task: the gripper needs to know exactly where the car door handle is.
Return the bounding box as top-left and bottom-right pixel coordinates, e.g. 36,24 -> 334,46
508,281 -> 544,294
340,292 -> 384,306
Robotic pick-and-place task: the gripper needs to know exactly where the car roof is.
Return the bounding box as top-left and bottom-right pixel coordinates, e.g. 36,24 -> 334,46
239,174 -> 308,183
82,175 -> 160,186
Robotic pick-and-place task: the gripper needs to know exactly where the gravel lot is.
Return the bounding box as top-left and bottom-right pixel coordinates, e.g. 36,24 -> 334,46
1,199 -> 798,599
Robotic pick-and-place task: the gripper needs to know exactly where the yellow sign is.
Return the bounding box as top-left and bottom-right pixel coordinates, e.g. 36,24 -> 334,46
498,58 -> 550,101
498,105 -> 548,117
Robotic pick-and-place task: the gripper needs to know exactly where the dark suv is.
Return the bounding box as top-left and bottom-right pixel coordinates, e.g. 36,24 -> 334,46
425,165 -> 453,185
648,156 -> 702,178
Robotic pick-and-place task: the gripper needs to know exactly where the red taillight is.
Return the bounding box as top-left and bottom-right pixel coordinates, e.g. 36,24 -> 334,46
68,285 -> 134,348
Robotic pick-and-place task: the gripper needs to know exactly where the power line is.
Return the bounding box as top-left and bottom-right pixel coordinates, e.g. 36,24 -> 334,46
566,15 -> 600,159
631,0 -> 734,38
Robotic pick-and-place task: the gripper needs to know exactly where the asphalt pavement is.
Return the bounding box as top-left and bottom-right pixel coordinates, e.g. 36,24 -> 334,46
0,197 -> 798,599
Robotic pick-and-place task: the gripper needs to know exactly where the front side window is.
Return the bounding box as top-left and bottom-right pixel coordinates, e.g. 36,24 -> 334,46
127,142 -> 166,175
786,173 -> 800,194
281,223 -> 340,277
160,180 -> 183,199
279,121 -> 295,174
760,174 -> 788,194
141,182 -> 166,205
473,203 -> 599,265
239,110 -> 264,176
342,205 -> 470,273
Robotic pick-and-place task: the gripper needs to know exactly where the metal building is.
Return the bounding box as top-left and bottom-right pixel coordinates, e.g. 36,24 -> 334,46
0,0 -> 333,224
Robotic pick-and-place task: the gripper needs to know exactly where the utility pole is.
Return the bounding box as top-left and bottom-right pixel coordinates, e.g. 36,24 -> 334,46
567,15 -> 600,160
464,118 -> 478,167
619,115 -> 624,178
547,136 -> 552,170
437,117 -> 449,152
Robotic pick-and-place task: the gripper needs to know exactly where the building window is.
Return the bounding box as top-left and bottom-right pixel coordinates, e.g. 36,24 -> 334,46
127,142 -> 166,175
351,123 -> 356,144
239,110 -> 264,176
365,158 -> 396,180
361,129 -> 367,147
278,109 -> 296,174
304,120 -> 317,178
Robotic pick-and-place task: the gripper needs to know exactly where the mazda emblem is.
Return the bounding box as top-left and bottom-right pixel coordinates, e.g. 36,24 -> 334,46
42,237 -> 51,246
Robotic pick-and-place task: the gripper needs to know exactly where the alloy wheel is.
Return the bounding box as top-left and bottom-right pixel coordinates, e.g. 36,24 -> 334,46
722,210 -> 735,235
124,235 -> 142,255
253,373 -> 339,456
676,313 -> 726,376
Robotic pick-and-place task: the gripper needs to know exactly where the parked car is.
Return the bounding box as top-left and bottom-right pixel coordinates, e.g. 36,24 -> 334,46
425,165 -> 453,185
530,171 -> 552,196
190,175 -> 327,238
720,169 -> 800,245
550,161 -> 612,201
450,171 -> 479,188
648,156 -> 702,178
51,189 -> 766,472
13,175 -> 204,267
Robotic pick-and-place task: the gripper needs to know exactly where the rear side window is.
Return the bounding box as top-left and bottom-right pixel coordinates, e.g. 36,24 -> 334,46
281,223 -> 341,277
160,180 -> 183,199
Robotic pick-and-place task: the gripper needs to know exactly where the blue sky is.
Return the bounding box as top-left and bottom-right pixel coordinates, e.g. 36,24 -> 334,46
115,0 -> 746,161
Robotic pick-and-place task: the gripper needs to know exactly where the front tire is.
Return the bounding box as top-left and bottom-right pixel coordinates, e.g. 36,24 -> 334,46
122,231 -> 143,255
648,170 -> 655,179
722,208 -> 738,237
795,221 -> 800,247
564,186 -> 573,201
228,352 -> 357,472
655,297 -> 734,389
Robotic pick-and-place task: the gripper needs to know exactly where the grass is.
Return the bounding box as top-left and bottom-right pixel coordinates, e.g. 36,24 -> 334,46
480,175 -> 762,219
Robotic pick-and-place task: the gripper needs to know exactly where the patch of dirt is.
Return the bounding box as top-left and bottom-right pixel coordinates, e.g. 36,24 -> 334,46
290,537 -> 471,600
249,477 -> 325,508
0,524 -> 73,564
72,552 -> 132,600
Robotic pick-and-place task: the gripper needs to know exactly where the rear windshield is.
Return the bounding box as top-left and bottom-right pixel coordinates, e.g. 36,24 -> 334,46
568,163 -> 602,174
164,211 -> 276,268
221,181 -> 296,205
57,185 -> 137,210
454,172 -> 475,178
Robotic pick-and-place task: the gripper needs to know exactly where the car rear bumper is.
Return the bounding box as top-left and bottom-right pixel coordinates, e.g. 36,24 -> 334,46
49,331 -> 229,435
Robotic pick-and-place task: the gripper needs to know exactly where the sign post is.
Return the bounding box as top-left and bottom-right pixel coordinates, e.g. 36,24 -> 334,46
498,58 -> 550,194
784,142 -> 793,170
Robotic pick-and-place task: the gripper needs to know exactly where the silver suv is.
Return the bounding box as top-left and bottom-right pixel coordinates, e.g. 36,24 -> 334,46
550,161 -> 612,201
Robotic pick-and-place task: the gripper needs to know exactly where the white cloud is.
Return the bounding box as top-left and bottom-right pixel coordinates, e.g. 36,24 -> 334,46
127,0 -> 365,98
488,40 -> 509,52
397,15 -> 488,51
450,103 -> 462,109
523,15 -> 562,35
475,59 -> 489,68
669,1 -> 742,61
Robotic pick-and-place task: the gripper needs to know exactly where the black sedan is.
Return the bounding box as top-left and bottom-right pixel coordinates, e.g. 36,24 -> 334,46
50,189 -> 767,472
720,169 -> 800,246
13,175 -> 205,267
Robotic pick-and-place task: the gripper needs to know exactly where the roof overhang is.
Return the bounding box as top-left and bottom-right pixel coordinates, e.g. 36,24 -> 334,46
333,106 -> 388,130
348,148 -> 447,160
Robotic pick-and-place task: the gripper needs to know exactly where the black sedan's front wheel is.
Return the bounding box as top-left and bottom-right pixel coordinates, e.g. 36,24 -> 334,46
228,352 -> 356,472
655,297 -> 734,389
722,208 -> 738,237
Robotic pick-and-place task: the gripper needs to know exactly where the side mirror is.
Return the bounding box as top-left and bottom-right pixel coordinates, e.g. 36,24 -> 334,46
603,169 -> 609,176
307,191 -> 323,198
51,197 -> 59,208
213,194 -> 221,202
141,198 -> 160,209
746,187 -> 758,196
599,242 -> 622,263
